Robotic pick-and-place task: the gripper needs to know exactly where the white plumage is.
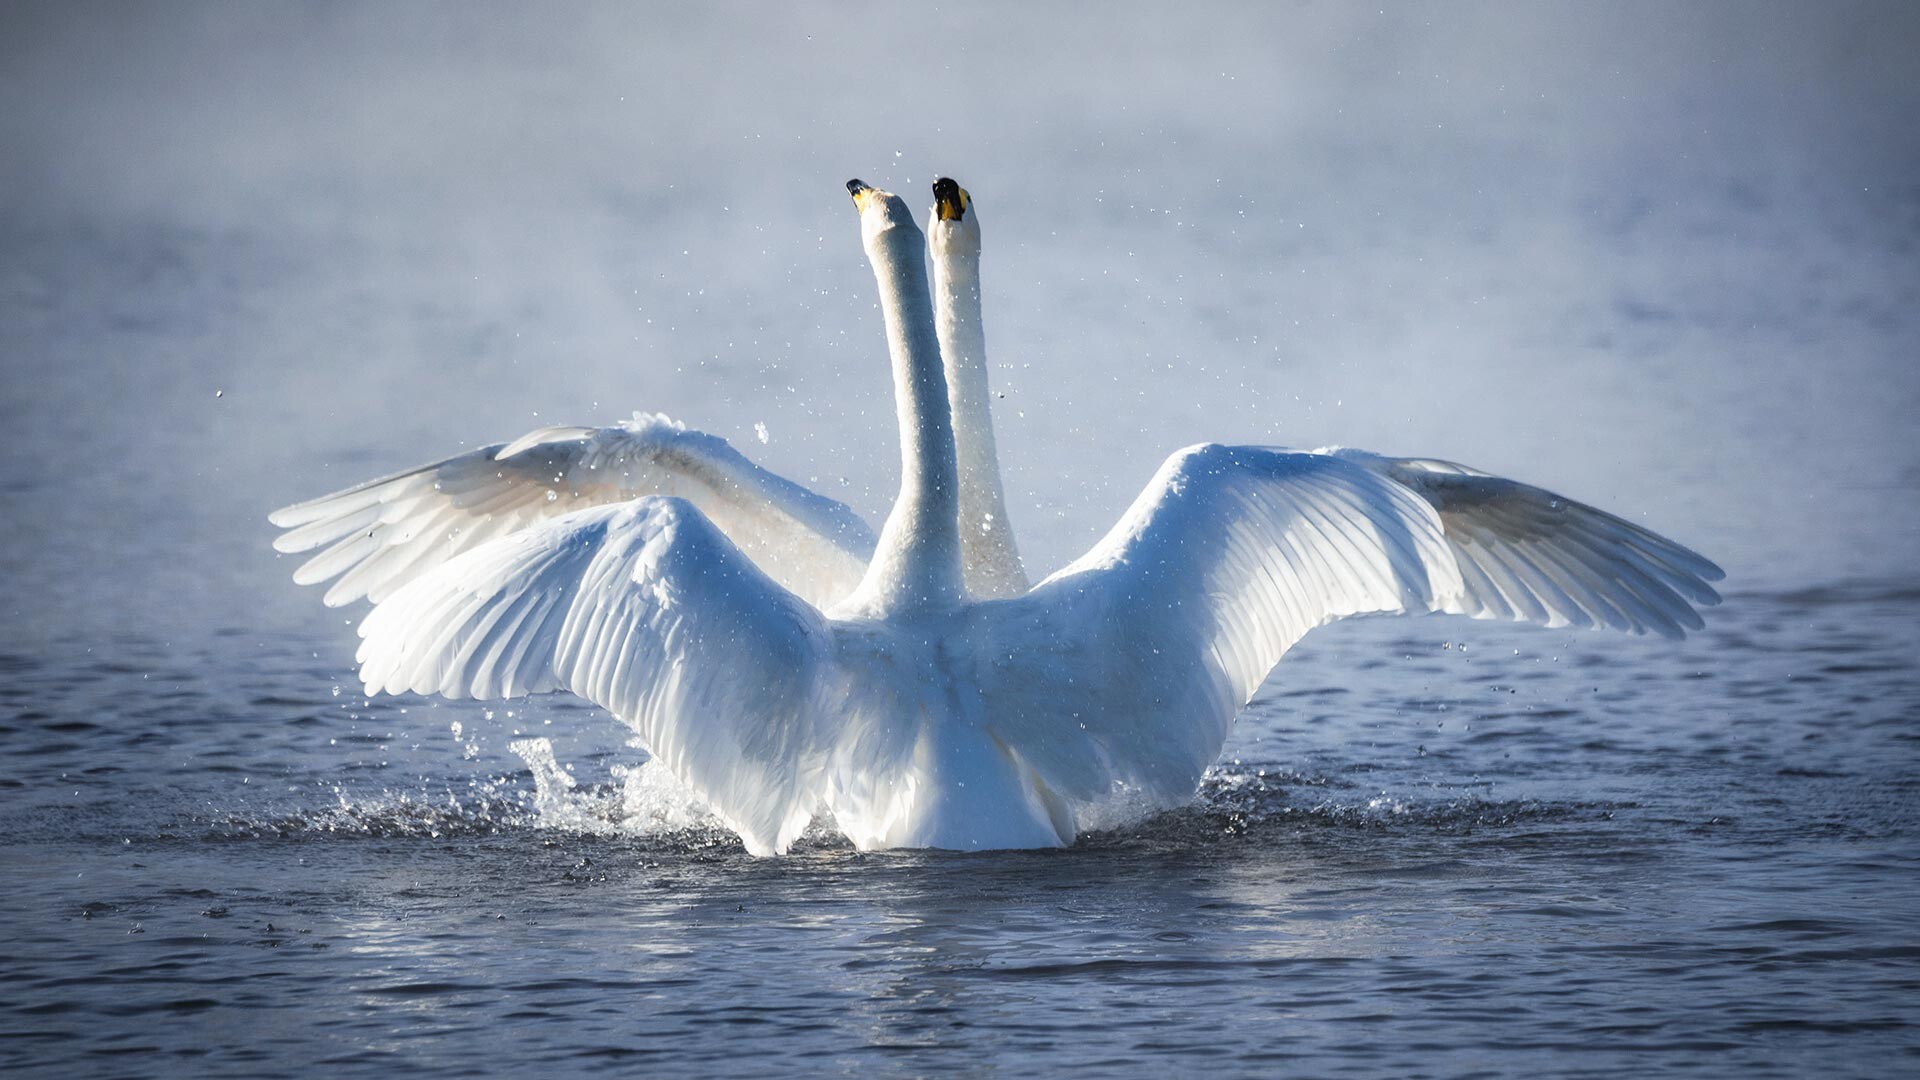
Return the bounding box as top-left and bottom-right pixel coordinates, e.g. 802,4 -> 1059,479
282,179 -> 1724,856
272,179 -> 1023,610
359,498 -> 831,852
268,411 -> 874,610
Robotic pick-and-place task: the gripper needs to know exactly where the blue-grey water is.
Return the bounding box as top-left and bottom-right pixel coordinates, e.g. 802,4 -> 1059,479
4,586 -> 1918,1077
3,3 -> 1918,1076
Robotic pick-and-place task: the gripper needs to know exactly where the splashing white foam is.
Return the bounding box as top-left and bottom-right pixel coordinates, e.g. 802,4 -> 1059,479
509,737 -> 723,837
508,737 -> 596,829
613,759 -> 725,833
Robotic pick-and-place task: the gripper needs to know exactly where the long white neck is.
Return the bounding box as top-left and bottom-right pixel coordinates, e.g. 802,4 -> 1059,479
843,215 -> 965,616
931,222 -> 1029,599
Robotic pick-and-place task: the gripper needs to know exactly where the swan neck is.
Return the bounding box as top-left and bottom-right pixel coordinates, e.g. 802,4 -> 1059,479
850,223 -> 964,614
933,238 -> 1029,597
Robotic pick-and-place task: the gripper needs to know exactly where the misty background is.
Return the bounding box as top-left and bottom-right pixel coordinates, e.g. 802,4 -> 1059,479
3,1 -> 1916,656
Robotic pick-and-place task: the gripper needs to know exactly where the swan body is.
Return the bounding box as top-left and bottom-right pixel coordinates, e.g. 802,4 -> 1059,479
346,182 -> 1724,856
273,177 -> 1027,611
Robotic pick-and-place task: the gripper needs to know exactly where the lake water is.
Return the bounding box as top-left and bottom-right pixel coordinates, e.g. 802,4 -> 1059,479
3,3 -> 1917,1076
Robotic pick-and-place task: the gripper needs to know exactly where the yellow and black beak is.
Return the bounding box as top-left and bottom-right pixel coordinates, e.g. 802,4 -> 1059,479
932,177 -> 969,221
847,178 -> 878,211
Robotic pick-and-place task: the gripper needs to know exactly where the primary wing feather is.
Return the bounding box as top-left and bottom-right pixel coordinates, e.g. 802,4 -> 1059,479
1329,451 -> 1723,638
271,412 -> 875,610
356,497 -> 835,855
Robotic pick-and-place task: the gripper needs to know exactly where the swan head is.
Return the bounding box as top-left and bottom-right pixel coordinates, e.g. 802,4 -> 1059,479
847,179 -> 925,254
932,177 -> 970,222
928,177 -> 981,257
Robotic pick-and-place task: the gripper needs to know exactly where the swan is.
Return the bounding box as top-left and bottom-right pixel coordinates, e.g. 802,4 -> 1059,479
347,181 -> 1723,855
269,178 -> 1025,607
930,176 -> 1028,598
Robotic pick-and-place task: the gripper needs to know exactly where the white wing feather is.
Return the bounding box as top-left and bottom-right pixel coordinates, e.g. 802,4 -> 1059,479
980,444 -> 1721,811
357,498 -> 834,855
270,412 -> 874,610
1329,450 -> 1723,637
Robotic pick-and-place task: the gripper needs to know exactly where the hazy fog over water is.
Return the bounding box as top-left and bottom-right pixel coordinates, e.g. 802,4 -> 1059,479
3,2 -> 1916,655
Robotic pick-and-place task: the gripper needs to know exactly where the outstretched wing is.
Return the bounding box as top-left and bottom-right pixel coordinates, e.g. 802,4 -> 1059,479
356,498 -> 835,855
980,443 -> 1721,810
270,412 -> 875,610
1328,450 -> 1723,636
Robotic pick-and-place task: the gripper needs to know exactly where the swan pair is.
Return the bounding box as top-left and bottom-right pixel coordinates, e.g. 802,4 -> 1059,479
272,179 -> 1723,855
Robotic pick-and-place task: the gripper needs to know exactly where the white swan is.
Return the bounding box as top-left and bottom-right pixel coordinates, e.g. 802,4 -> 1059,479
270,177 -> 1025,608
930,176 -> 1028,598
348,182 -> 1723,855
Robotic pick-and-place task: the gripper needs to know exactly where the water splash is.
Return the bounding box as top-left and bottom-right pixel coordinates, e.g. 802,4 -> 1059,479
613,757 -> 725,833
508,737 -> 725,838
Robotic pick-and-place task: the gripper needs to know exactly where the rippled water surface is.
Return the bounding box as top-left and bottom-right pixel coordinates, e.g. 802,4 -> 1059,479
4,3 -> 1919,1077
4,586 -> 1916,1077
